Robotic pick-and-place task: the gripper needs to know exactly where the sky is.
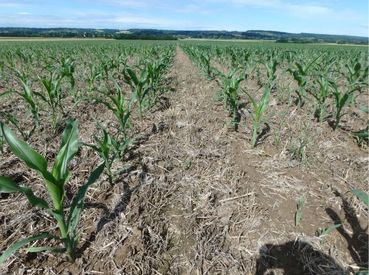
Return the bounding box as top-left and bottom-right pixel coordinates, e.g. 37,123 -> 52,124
0,0 -> 368,36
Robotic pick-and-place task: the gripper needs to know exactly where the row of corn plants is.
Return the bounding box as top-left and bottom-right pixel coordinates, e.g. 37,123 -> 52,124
181,42 -> 369,147
0,40 -> 175,263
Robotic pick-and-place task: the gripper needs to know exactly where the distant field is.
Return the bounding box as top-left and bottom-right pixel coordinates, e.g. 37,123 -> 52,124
0,37 -> 112,41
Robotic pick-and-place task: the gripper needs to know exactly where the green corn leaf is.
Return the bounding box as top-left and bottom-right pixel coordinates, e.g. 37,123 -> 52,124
317,223 -> 341,238
125,68 -> 139,86
354,271 -> 369,275
0,176 -> 49,209
52,120 -> 79,183
295,195 -> 305,226
26,246 -> 64,253
0,232 -> 50,264
0,123 -> 48,175
0,90 -> 13,98
351,189 -> 369,207
67,163 -> 105,238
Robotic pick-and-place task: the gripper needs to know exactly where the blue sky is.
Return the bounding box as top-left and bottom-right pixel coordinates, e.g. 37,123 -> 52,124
0,0 -> 367,36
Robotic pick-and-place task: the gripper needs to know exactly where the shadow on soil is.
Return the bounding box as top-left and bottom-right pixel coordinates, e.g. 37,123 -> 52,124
77,162 -> 149,257
326,191 -> 369,270
255,240 -> 347,275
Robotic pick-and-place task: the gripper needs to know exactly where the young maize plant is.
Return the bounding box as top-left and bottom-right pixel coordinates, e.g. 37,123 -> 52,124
85,127 -> 131,186
0,126 -> 3,153
37,72 -> 65,128
287,55 -> 321,107
352,107 -> 369,146
60,57 -> 75,89
345,58 -> 368,91
351,189 -> 369,208
243,85 -> 271,147
123,67 -> 150,118
330,82 -> 356,130
0,111 -> 30,140
216,68 -> 244,130
96,81 -> 131,136
0,121 -> 104,263
307,76 -> 331,122
11,68 -> 40,138
295,195 -> 305,226
316,224 -> 342,244
88,64 -> 103,93
146,61 -> 166,90
265,57 -> 278,83
200,52 -> 213,79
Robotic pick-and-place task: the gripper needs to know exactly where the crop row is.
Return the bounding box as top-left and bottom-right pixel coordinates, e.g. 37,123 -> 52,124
0,41 -> 175,263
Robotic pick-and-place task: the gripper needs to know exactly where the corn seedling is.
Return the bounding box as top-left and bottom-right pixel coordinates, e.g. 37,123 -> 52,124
12,68 -> 40,136
37,72 -> 65,128
88,64 -> 103,93
0,121 -> 104,263
353,107 -> 368,146
85,127 -> 131,186
96,81 -> 131,136
200,52 -> 213,79
60,57 -> 75,89
289,137 -> 309,163
216,68 -> 244,130
123,67 -> 150,118
346,58 -> 368,90
316,224 -> 341,244
0,111 -> 30,140
330,82 -> 356,130
294,195 -> 305,226
308,76 -> 331,122
265,57 -> 278,83
242,85 -> 271,147
287,55 -> 321,107
0,126 -> 3,153
351,189 -> 369,208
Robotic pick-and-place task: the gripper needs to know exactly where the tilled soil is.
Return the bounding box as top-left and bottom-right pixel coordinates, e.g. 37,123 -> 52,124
0,46 -> 368,275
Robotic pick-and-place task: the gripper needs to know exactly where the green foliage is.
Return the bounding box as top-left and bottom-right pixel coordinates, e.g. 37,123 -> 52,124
0,121 -> 104,262
123,67 -> 151,118
265,57 -> 278,83
96,81 -> 131,135
11,68 -> 39,136
287,55 -> 321,107
316,224 -> 341,244
330,82 -> 356,130
308,76 -> 331,122
243,85 -> 271,147
295,196 -> 305,226
353,107 -> 369,146
351,189 -> 369,208
86,127 -> 131,186
216,68 -> 244,129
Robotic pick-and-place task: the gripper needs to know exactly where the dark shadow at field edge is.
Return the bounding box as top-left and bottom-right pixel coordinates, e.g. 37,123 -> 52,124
255,240 -> 347,275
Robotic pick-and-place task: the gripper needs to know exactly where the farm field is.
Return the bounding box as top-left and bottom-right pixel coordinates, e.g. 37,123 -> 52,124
0,39 -> 368,274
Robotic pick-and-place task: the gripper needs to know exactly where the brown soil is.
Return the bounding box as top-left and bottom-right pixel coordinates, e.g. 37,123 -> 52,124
0,47 -> 368,275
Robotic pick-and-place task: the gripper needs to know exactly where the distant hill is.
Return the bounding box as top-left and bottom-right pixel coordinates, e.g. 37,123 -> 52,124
0,27 -> 119,38
0,27 -> 367,44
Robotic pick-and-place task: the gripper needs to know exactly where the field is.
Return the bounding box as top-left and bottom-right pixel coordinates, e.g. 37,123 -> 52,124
0,39 -> 368,274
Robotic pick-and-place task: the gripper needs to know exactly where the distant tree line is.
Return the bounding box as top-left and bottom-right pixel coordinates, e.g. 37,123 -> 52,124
0,28 -> 367,44
114,33 -> 177,40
